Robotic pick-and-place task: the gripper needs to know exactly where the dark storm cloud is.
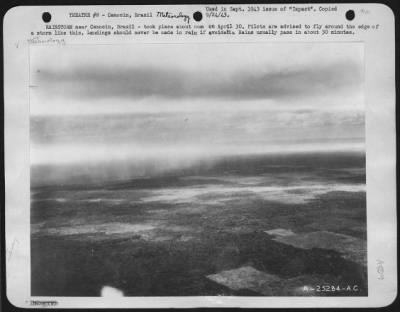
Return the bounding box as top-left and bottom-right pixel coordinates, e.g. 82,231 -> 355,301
34,59 -> 362,100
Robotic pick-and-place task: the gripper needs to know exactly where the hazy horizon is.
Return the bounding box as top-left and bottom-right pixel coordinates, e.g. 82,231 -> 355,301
30,43 -> 364,183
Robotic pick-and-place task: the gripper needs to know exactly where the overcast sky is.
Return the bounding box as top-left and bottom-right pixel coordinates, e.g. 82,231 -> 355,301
30,43 -> 364,167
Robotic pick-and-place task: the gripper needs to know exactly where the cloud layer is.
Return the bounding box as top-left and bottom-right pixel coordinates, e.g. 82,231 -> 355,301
33,60 -> 362,101
30,43 -> 365,174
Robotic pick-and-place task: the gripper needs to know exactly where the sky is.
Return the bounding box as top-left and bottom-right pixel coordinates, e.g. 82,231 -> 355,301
30,43 -> 364,175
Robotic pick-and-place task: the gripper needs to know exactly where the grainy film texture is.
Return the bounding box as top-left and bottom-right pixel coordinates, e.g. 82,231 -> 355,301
30,43 -> 366,296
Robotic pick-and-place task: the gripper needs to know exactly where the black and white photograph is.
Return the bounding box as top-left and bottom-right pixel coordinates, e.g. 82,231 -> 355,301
28,43 -> 368,297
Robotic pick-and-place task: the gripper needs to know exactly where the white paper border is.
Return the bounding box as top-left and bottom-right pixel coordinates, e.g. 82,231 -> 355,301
4,3 -> 397,308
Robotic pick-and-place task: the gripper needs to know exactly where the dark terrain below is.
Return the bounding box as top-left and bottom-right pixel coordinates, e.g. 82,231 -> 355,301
31,153 -> 367,296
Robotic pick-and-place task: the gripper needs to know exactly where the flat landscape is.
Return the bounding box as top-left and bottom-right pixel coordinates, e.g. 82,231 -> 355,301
31,152 -> 367,296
